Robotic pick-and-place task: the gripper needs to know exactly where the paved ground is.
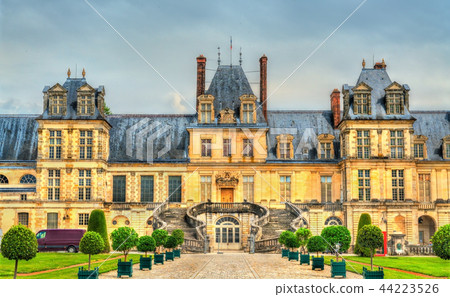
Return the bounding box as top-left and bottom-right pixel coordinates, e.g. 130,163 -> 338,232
100,253 -> 363,279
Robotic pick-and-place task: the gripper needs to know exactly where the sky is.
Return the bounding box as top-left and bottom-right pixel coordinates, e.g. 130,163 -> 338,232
0,0 -> 449,115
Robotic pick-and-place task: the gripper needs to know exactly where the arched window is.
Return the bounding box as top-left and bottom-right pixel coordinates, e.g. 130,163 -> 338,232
0,175 -> 8,184
20,174 -> 36,184
216,216 -> 240,225
325,216 -> 342,226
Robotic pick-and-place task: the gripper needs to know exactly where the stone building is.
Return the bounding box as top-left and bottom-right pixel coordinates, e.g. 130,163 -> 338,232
0,56 -> 449,253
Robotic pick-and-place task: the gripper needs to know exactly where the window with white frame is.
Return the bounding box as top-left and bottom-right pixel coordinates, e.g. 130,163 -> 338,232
418,174 -> 431,202
357,130 -> 370,159
49,130 -> 62,159
201,139 -> 212,157
200,176 -> 212,202
78,169 -> 91,201
78,213 -> 89,225
80,130 -> 93,159
390,131 -> 404,159
48,169 -> 61,200
243,139 -> 253,157
223,138 -> 231,157
243,176 -> 254,202
280,176 -> 291,201
358,170 -> 370,201
392,169 -> 404,201
321,176 -> 332,203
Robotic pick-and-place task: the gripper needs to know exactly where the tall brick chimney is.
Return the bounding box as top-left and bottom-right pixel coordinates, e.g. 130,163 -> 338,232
259,55 -> 268,121
330,88 -> 341,129
196,55 -> 206,110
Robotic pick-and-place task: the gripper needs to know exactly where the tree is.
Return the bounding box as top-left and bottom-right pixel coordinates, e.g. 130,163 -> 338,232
0,225 -> 38,279
431,224 -> 450,260
278,230 -> 292,248
171,229 -> 185,248
152,229 -> 168,254
295,228 -> 312,253
137,236 -> 156,257
306,236 -> 327,257
110,227 -> 138,262
354,213 -> 372,256
284,232 -> 300,251
87,209 -> 110,253
163,235 -> 178,252
357,225 -> 384,270
321,225 -> 351,261
103,103 -> 112,115
79,231 -> 104,270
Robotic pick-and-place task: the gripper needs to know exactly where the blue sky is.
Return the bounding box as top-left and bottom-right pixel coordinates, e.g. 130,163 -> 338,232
0,0 -> 449,114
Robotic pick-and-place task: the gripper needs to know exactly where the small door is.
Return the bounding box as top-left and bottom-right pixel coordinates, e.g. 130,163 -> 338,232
221,188 -> 234,203
419,231 -> 424,244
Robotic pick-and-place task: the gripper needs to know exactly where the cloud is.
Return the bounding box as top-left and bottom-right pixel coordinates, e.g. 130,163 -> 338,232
167,92 -> 189,114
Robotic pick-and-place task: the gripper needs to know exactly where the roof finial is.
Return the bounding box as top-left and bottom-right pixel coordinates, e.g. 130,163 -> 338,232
381,58 -> 386,68
67,68 -> 71,78
239,47 -> 242,66
82,68 -> 86,78
217,46 -> 221,66
362,59 -> 366,68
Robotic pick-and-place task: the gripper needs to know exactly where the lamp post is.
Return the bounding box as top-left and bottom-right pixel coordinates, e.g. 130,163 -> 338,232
335,243 -> 341,261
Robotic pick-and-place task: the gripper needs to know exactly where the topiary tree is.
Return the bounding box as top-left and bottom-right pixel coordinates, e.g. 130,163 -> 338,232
431,224 -> 450,260
79,231 -> 104,270
164,235 -> 178,252
306,236 -> 327,257
354,213 -> 372,256
152,229 -> 168,254
321,225 -> 351,262
278,230 -> 292,248
0,225 -> 38,279
171,229 -> 185,249
284,232 -> 300,251
137,235 -> 156,257
295,228 -> 312,253
357,225 -> 383,270
110,227 -> 138,262
87,209 -> 110,253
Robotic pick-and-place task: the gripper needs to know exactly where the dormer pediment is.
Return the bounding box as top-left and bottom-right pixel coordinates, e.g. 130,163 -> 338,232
48,83 -> 67,93
239,94 -> 257,102
385,81 -> 404,92
77,83 -> 96,93
352,82 -> 372,92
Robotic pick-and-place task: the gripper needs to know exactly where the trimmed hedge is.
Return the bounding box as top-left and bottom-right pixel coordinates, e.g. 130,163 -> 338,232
354,213 -> 371,256
87,210 -> 110,253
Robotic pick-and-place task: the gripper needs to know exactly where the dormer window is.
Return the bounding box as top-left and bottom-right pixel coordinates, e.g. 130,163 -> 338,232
46,83 -> 68,116
413,135 -> 428,159
79,95 -> 94,115
77,84 -> 96,116
317,134 -> 335,159
50,95 -> 66,115
385,82 -> 407,115
200,103 -> 212,123
242,103 -> 253,123
352,82 -> 372,115
276,134 -> 294,160
239,94 -> 257,124
197,94 -> 215,124
443,136 -> 450,160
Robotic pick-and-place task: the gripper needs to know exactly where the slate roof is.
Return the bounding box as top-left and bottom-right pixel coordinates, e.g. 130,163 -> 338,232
0,115 -> 38,161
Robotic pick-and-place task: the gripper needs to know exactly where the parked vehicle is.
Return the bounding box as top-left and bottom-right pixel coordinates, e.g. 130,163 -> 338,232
36,229 -> 85,252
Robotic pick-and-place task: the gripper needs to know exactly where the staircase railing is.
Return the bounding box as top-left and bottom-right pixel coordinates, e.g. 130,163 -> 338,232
285,201 -> 305,231
152,200 -> 169,230
249,204 -> 270,242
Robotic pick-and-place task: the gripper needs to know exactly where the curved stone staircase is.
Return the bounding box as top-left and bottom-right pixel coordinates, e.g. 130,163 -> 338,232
261,208 -> 297,239
158,208 -> 198,239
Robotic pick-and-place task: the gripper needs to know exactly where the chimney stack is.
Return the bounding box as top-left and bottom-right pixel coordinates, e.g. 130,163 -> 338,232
259,55 -> 268,121
196,55 -> 207,110
330,89 -> 341,129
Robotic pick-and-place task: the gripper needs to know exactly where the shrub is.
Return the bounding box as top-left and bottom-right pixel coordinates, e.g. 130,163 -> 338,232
354,213 -> 372,256
152,229 -> 168,254
278,230 -> 292,248
79,231 -> 104,270
321,225 -> 351,261
171,229 -> 185,247
306,236 -> 326,257
164,235 -> 178,251
295,228 -> 312,253
137,236 -> 156,257
0,225 -> 38,279
110,227 -> 138,262
87,209 -> 110,253
431,224 -> 450,260
357,225 -> 384,270
284,232 -> 300,251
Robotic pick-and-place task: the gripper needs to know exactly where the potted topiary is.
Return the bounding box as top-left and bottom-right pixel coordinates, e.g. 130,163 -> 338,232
278,230 -> 291,258
110,227 -> 139,278
295,228 -> 312,265
357,225 -> 384,279
321,225 -> 351,278
78,231 -> 104,279
164,235 -> 178,261
137,235 -> 156,270
152,229 -> 168,265
0,224 -> 37,279
284,231 -> 300,261
87,209 -> 110,253
171,229 -> 184,258
431,224 -> 450,260
307,236 -> 326,270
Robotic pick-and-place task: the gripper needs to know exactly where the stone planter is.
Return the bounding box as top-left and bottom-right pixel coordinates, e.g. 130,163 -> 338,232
78,267 -> 99,279
311,256 -> 324,270
288,251 -> 299,261
281,249 -> 289,258
139,255 -> 152,270
363,267 -> 384,279
154,253 -> 165,265
165,251 -> 175,261
330,259 -> 346,278
300,253 -> 310,265
174,249 -> 181,258
117,259 -> 133,278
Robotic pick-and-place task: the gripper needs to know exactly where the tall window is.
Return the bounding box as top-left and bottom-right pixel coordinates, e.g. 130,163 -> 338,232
243,176 -> 254,202
18,212 -> 29,226
169,176 -> 182,203
49,130 -> 62,159
200,103 -> 212,123
79,95 -> 93,115
357,130 -> 370,159
47,213 -> 58,229
141,176 -> 154,202
358,170 -> 370,201
51,95 -> 65,115
242,103 -> 254,123
243,139 -> 253,157
280,176 -> 291,201
414,143 -> 424,158
223,138 -> 231,157
390,131 -> 404,158
386,93 -> 403,115
392,170 -> 404,201
320,142 -> 332,159
200,176 -> 212,202
78,213 -> 89,225
201,139 -> 212,157
48,169 -> 60,200
321,176 -> 332,203
418,174 -> 431,202
354,93 -> 371,114
80,130 -> 93,159
113,176 -> 126,202
446,143 -> 450,159
78,170 -> 91,201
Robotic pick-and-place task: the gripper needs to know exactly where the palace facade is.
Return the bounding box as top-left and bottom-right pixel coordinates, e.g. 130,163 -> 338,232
0,55 -> 449,253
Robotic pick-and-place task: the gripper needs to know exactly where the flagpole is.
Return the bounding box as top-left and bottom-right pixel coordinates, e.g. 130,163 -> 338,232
230,36 -> 232,67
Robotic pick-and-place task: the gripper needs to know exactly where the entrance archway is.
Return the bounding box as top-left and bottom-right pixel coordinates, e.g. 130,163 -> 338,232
418,215 -> 435,245
214,216 -> 241,250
